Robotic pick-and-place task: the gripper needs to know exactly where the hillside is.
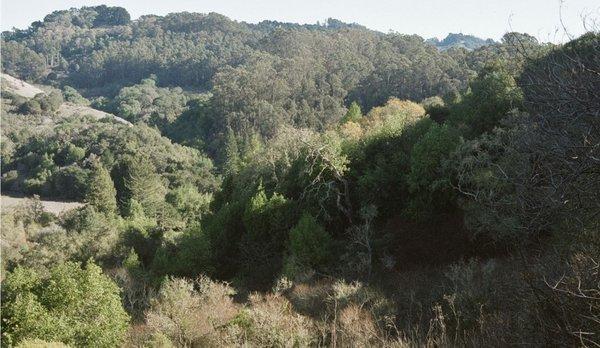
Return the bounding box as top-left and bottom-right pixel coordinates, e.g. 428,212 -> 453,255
1,73 -> 45,97
1,194 -> 84,215
427,33 -> 496,50
0,4 -> 598,348
1,73 -> 132,125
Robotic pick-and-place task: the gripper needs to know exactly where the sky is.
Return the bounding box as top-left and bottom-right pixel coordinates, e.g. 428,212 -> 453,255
2,0 -> 599,42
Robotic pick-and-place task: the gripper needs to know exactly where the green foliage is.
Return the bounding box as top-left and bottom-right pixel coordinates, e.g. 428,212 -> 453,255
165,183 -> 211,224
449,62 -> 523,137
240,185 -> 297,288
55,143 -> 86,166
406,123 -> 460,219
2,8 -> 534,160
151,226 -> 214,277
429,33 -> 495,51
341,101 -> 363,124
121,155 -> 167,217
62,86 -> 89,105
1,261 -> 130,347
90,5 -> 131,26
18,99 -> 43,114
421,96 -> 449,123
2,110 -> 216,202
85,157 -> 117,214
224,128 -> 241,174
21,206 -> 124,270
0,41 -> 46,81
17,92 -> 63,115
285,213 -> 332,277
350,115 -> 433,220
23,153 -> 57,196
112,77 -> 189,128
2,8 -> 597,348
37,92 -> 64,114
52,165 -> 88,199
15,339 -> 69,348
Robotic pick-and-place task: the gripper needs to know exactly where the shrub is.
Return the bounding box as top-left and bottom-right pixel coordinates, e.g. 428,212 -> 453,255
224,293 -> 317,347
1,262 -> 130,347
145,276 -> 237,347
62,86 -> 90,105
19,99 -> 42,114
52,165 -> 88,200
165,183 -> 212,224
151,225 -> 214,277
37,91 -> 63,113
55,143 -> 86,166
15,339 -> 68,348
58,206 -> 124,265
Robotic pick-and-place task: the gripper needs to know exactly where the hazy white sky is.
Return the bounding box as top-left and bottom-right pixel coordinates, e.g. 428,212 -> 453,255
2,0 -> 599,42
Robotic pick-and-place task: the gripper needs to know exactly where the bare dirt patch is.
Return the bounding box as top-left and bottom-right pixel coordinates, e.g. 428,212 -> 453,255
1,195 -> 84,216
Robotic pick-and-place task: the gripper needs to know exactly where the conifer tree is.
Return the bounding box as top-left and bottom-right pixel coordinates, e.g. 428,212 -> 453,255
224,128 -> 241,174
123,155 -> 166,217
86,156 -> 117,214
341,101 -> 363,124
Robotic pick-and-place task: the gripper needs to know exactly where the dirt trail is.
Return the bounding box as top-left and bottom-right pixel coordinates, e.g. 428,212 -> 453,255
1,73 -> 132,126
1,195 -> 84,215
1,74 -> 45,98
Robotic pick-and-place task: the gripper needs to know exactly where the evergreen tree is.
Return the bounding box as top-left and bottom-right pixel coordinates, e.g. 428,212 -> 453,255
85,157 -> 117,214
285,213 -> 332,277
224,128 -> 241,174
123,155 -> 166,217
341,101 -> 363,124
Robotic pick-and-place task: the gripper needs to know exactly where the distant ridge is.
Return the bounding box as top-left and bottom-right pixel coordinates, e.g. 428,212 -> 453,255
427,33 -> 496,51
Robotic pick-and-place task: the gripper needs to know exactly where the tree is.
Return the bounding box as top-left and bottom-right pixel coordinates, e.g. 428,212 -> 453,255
240,185 -> 295,288
406,123 -> 460,220
123,155 -> 167,217
85,157 -> 117,214
90,5 -> 131,26
341,101 -> 363,124
0,41 -> 46,81
518,33 -> 599,230
224,128 -> 241,174
1,262 -> 130,347
165,183 -> 212,224
285,213 -> 332,277
449,62 -> 523,137
55,143 -> 85,166
455,33 -> 600,243
62,86 -> 89,105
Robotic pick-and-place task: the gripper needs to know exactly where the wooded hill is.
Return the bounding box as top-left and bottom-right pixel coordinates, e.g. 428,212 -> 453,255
1,5 -> 598,347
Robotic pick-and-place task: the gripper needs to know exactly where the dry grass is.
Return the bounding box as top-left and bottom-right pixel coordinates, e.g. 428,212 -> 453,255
1,73 -> 45,98
126,244 -> 599,347
1,195 -> 83,216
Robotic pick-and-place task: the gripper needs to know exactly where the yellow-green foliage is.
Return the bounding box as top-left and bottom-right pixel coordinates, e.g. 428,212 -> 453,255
363,98 -> 426,136
2,262 -> 130,347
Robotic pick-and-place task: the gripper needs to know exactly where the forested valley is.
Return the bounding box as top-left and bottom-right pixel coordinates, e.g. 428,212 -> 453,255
1,5 -> 598,347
